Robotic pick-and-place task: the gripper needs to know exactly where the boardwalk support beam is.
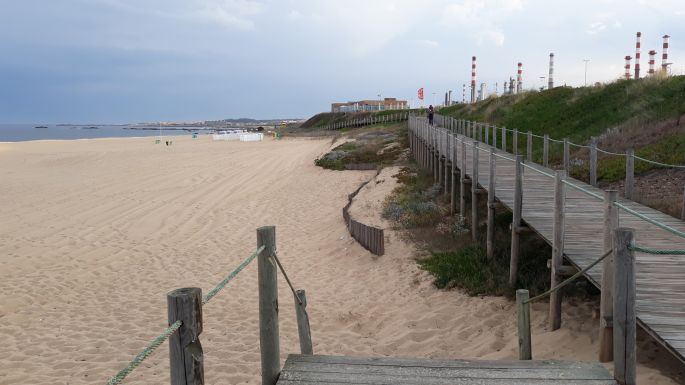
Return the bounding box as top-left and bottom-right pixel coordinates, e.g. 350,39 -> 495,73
613,228 -> 636,385
599,190 -> 618,362
550,170 -> 566,331
509,155 -> 524,286
487,151 -> 496,259
471,142 -> 480,242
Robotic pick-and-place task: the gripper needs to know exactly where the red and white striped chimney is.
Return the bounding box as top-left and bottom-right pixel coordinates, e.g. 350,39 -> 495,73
548,53 -> 554,89
516,62 -> 523,93
634,32 -> 641,79
648,50 -> 656,75
624,56 -> 632,80
662,34 -> 670,72
471,56 -> 477,103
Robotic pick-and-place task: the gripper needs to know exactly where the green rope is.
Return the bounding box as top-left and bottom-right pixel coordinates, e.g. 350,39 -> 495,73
562,179 -> 604,201
107,320 -> 182,385
203,245 -> 264,304
613,202 -> 685,239
629,245 -> 685,255
524,250 -> 611,304
106,246 -> 264,385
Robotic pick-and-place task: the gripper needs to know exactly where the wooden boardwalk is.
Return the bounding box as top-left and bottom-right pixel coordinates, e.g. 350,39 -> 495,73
417,118 -> 685,364
278,354 -> 616,385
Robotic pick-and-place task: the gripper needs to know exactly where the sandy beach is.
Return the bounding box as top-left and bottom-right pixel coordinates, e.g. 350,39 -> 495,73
0,135 -> 681,384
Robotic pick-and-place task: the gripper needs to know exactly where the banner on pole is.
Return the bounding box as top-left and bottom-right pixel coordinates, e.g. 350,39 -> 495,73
418,87 -> 424,100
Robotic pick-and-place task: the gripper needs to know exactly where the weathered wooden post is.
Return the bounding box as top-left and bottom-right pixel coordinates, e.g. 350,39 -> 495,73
471,142 -> 480,242
501,126 -> 507,152
625,149 -> 634,200
509,155 -> 524,286
168,287 -> 204,385
487,151 -> 496,259
516,289 -> 532,360
549,170 -> 566,331
543,134 -> 549,168
590,138 -> 598,187
513,128 -> 519,156
613,228 -> 636,385
460,141 -> 468,216
492,124 -> 497,149
681,186 -> 685,221
599,190 -> 618,362
526,131 -> 533,162
294,289 -> 313,355
477,123 -> 482,142
563,138 -> 570,173
485,123 -> 489,145
451,141 -> 458,214
257,226 -> 280,385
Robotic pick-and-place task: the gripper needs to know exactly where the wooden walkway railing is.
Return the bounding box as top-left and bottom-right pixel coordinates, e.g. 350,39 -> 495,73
322,112 -> 409,131
409,114 -> 685,385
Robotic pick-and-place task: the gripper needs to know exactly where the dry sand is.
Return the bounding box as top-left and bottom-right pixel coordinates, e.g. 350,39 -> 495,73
0,136 -> 682,384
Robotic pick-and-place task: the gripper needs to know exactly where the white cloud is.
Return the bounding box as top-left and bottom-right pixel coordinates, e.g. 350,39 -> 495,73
440,0 -> 525,46
287,10 -> 303,21
190,0 -> 266,30
416,39 -> 440,48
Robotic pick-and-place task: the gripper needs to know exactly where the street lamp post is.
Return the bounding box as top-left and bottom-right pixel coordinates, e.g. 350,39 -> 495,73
377,93 -> 382,111
583,59 -> 590,86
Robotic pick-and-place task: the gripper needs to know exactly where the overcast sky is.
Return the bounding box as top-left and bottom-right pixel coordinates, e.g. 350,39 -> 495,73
1,0 -> 683,123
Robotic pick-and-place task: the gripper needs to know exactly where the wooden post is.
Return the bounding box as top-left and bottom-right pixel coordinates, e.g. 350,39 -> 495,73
451,143 -> 458,214
625,149 -> 634,200
257,226 -> 280,385
485,123 -> 489,145
492,124 -> 497,149
527,131 -> 533,162
516,289 -> 532,360
509,155 -> 524,286
563,138 -> 570,173
590,138 -> 598,187
549,170 -> 566,331
681,186 -> 685,221
460,141 -> 467,216
477,123 -> 482,142
543,134 -> 549,168
294,290 -> 313,355
487,151 -> 496,259
501,126 -> 507,152
599,190 -> 618,362
168,287 -> 204,385
513,128 -> 518,156
471,142 -> 480,242
613,228 -> 636,385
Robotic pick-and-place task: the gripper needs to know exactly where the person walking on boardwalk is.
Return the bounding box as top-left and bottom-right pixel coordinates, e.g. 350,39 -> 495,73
428,105 -> 434,125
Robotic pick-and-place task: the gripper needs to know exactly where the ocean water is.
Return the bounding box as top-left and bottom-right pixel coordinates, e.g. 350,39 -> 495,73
0,124 -> 211,142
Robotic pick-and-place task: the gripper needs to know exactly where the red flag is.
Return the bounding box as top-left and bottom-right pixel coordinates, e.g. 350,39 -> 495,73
418,87 -> 424,100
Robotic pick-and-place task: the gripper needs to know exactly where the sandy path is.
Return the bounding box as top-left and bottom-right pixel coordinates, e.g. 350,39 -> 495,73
0,137 -> 680,384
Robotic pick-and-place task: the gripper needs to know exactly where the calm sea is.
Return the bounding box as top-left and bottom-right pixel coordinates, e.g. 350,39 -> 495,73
0,124 -> 212,142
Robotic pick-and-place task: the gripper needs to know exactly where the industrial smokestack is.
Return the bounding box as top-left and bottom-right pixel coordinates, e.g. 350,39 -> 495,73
548,53 -> 554,89
462,84 -> 466,103
448,90 -> 452,105
624,55 -> 632,80
516,62 -> 523,93
635,32 -> 641,79
648,49 -> 656,75
471,56 -> 477,103
479,83 -> 486,101
662,34 -> 670,72
509,77 -> 515,94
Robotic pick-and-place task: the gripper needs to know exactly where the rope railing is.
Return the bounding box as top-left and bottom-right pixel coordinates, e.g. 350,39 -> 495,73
106,245 -> 265,385
446,116 -> 685,168
410,115 -> 685,240
524,250 -> 612,304
629,245 -> 685,255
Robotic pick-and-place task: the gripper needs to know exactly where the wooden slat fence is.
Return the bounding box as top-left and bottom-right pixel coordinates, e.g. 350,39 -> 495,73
342,170 -> 385,255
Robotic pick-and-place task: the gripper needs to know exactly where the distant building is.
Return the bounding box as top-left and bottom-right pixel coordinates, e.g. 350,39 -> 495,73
331,98 -> 408,113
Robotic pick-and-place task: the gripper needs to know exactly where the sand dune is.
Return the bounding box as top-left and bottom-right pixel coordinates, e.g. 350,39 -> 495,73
0,136 -> 680,384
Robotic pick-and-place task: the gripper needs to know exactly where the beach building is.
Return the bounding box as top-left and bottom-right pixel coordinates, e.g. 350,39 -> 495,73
331,98 -> 408,112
